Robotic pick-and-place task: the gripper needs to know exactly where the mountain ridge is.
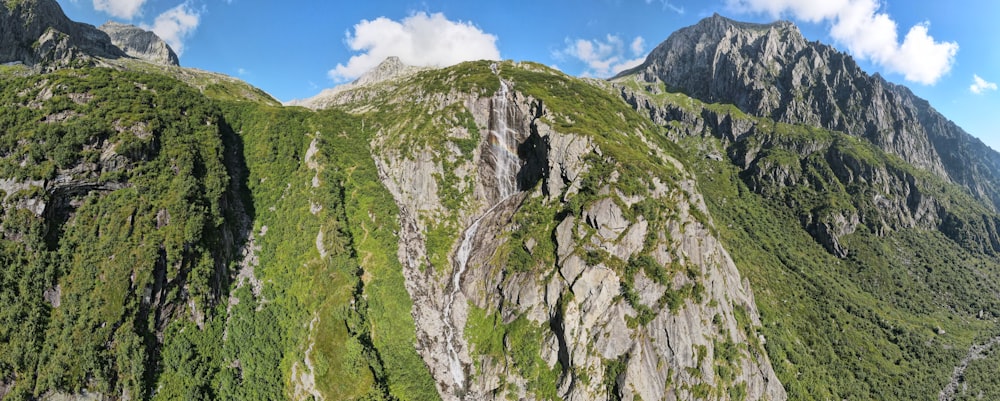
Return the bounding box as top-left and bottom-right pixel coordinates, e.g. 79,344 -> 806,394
0,0 -> 178,67
98,21 -> 179,66
2,4 -> 1000,401
616,13 -> 1000,212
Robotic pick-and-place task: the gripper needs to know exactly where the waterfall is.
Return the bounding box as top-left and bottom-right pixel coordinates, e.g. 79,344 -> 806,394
442,78 -> 521,393
488,80 -> 520,200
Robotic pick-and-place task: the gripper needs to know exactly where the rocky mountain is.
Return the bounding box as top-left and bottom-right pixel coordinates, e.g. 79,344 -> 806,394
615,14 -> 1000,400
98,21 -> 179,66
617,14 -> 1000,211
0,0 -> 124,65
0,0 -> 178,68
288,56 -> 427,109
2,4 -> 1000,401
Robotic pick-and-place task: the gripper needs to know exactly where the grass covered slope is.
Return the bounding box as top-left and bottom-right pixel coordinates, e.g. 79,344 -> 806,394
615,76 -> 1000,399
3,51 -> 1000,401
0,64 -> 439,400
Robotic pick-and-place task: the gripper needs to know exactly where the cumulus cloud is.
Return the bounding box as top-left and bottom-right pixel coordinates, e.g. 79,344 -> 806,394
328,12 -> 500,83
556,34 -> 647,78
728,0 -> 958,84
971,74 -> 998,94
142,3 -> 200,56
631,36 -> 646,56
93,0 -> 147,20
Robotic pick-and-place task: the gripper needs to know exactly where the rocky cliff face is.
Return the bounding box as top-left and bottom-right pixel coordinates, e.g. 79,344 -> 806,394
615,14 -> 1000,259
1,0 -> 181,68
331,61 -> 786,400
98,21 -> 179,66
618,14 -> 1000,212
7,8 -> 1000,401
0,0 -> 125,66
609,18 -> 1000,398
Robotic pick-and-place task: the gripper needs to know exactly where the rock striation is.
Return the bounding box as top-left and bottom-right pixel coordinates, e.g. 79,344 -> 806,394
615,13 -> 1000,258
98,21 -> 179,66
1,0 -> 179,68
362,62 -> 786,400
618,13 -> 1000,212
0,0 -> 125,66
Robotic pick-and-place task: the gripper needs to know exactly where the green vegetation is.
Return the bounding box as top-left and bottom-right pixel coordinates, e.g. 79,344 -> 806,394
953,343 -> 1000,400
0,67 -> 232,399
465,305 -> 562,400
5,48 -> 1000,401
218,102 -> 439,401
0,65 -> 441,400
687,123 -> 1000,400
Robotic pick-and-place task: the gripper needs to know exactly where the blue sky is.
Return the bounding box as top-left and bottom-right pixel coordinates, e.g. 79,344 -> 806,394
55,0 -> 1000,150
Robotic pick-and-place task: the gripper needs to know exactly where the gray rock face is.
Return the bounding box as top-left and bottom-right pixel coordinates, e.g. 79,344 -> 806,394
98,21 -> 179,66
619,13 -> 1000,212
290,57 -> 428,109
621,81 -> 956,257
353,56 -> 420,86
0,0 -> 126,66
366,64 -> 785,400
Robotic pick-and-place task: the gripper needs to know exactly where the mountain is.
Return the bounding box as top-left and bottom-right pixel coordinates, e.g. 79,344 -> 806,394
615,14 -> 1000,400
98,21 -> 179,66
2,4 -> 1000,401
617,14 -> 1000,212
0,0 -> 125,65
287,56 -> 428,109
0,0 -> 178,68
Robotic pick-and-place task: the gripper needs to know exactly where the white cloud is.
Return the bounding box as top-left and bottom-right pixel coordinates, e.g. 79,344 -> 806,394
728,0 -> 958,84
93,0 -> 147,20
971,74 -> 998,94
631,36 -> 645,56
328,12 -> 500,83
142,3 -> 200,56
557,34 -> 647,78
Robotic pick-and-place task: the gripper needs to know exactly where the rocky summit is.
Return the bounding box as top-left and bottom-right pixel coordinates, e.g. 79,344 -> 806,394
0,0 -> 178,68
1,4 -> 1000,401
98,21 -> 179,66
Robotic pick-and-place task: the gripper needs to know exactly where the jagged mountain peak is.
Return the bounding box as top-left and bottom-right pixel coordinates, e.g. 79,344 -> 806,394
98,21 -> 179,66
616,14 -> 1000,211
616,13 -> 810,95
1,0 -> 179,67
288,56 -> 428,109
353,55 -> 422,86
1,0 -> 125,65
695,12 -> 797,35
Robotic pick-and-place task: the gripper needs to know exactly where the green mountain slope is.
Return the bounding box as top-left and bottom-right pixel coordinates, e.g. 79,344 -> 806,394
619,82 -> 1000,398
3,5 -> 1000,401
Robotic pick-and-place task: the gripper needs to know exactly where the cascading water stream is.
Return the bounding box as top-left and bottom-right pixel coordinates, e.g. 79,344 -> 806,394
442,79 -> 520,393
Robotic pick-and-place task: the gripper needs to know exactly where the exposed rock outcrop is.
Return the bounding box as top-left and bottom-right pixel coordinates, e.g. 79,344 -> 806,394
618,13 -> 1000,212
99,21 -> 179,66
289,56 -> 428,109
369,64 -> 785,400
613,14 -> 1000,258
0,0 -> 126,66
